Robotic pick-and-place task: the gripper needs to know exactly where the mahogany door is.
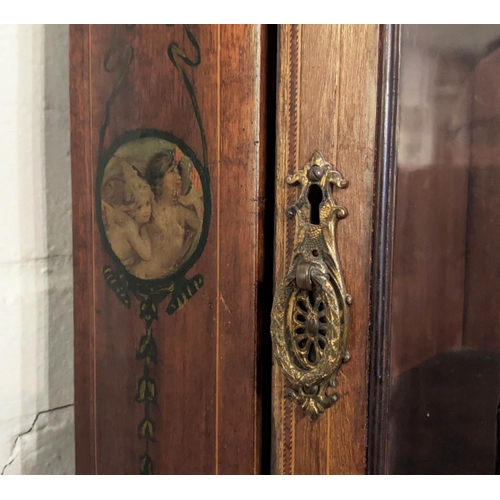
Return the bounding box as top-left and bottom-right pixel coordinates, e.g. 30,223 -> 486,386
70,24 -> 272,474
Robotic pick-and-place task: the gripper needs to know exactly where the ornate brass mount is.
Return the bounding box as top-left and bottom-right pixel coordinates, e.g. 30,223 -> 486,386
271,151 -> 352,421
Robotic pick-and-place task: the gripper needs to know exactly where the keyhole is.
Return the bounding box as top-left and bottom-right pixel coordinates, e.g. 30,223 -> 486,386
308,184 -> 323,225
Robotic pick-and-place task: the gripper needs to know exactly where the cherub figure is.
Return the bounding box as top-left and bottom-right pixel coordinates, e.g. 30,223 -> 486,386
130,148 -> 203,279
103,165 -> 154,270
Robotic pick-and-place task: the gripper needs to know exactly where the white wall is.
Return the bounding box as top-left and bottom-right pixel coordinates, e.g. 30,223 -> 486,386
0,24 -> 74,475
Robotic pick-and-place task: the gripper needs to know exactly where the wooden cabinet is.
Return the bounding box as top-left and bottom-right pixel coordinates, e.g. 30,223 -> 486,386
70,24 -> 500,475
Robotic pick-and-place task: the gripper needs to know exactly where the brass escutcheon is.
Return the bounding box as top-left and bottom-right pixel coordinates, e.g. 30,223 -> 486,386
270,151 -> 351,421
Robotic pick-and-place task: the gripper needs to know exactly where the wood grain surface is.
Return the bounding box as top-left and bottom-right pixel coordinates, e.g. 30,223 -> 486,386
272,24 -> 380,475
70,24 -> 268,475
70,24 -> 96,475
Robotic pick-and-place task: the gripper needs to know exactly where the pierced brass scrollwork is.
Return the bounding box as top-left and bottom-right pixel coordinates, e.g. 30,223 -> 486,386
271,151 -> 352,421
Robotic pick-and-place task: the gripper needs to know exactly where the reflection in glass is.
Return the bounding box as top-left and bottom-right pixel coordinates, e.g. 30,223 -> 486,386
389,25 -> 500,474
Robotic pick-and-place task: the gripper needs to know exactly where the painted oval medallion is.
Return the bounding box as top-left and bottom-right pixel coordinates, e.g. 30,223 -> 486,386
99,133 -> 206,281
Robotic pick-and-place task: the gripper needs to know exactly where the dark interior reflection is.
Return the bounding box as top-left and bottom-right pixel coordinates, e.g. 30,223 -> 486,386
389,25 -> 500,474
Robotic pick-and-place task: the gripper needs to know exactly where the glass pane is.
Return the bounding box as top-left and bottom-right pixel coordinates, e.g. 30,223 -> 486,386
388,25 -> 500,474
